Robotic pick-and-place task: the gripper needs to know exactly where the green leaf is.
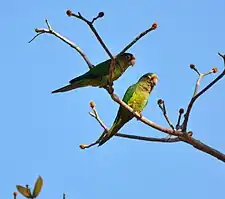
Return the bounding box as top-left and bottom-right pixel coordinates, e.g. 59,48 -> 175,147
33,176 -> 43,198
16,185 -> 32,198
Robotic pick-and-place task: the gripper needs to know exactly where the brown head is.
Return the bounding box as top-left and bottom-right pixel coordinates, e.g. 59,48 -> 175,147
116,53 -> 136,69
138,73 -> 158,92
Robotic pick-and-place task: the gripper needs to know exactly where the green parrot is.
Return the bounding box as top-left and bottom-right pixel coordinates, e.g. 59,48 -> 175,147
52,53 -> 135,93
98,73 -> 158,146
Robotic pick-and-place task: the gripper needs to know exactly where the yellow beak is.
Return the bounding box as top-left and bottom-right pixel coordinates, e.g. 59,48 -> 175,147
149,74 -> 158,85
130,55 -> 136,66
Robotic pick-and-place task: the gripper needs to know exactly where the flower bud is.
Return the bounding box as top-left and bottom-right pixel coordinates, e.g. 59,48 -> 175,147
66,10 -> 73,17
80,144 -> 88,149
98,12 -> 104,18
179,108 -> 184,114
90,101 -> 95,109
188,131 -> 193,136
212,67 -> 218,73
157,99 -> 164,105
151,22 -> 158,30
190,64 -> 195,69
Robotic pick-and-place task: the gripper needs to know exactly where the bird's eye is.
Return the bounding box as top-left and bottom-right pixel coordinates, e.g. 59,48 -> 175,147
126,54 -> 131,60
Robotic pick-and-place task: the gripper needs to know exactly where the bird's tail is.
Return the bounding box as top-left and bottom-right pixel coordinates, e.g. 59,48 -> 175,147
98,120 -> 125,146
51,84 -> 80,93
51,77 -> 91,94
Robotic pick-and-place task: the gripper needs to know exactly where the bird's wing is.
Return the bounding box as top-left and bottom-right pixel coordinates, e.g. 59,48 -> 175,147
69,60 -> 111,84
89,59 -> 111,76
113,84 -> 136,124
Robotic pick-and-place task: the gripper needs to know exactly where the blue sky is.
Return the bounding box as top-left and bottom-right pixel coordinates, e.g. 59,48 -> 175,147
2,0 -> 225,198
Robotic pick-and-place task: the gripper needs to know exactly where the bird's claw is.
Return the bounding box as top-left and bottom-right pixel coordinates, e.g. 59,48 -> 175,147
137,113 -> 143,120
132,110 -> 142,120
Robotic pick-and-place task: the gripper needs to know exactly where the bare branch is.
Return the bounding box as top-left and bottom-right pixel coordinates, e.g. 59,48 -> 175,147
119,22 -> 158,55
182,55 -> 224,132
190,64 -> 217,97
116,133 -> 180,143
190,64 -> 201,76
33,13 -> 225,163
45,18 -> 52,30
67,10 -> 113,59
84,100 -> 225,163
13,192 -> 17,199
104,88 -> 182,136
28,32 -> 45,43
218,52 -> 225,65
80,101 -> 181,149
180,135 -> 225,162
176,108 -> 184,130
30,19 -> 93,69
108,56 -> 116,85
102,84 -> 225,162
157,99 -> 175,130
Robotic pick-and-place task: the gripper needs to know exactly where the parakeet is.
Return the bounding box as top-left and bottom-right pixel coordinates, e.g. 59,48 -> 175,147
98,73 -> 158,146
52,53 -> 135,93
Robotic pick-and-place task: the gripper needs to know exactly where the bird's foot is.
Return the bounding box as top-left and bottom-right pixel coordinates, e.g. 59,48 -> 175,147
104,84 -> 114,94
137,113 -> 143,120
132,110 -> 142,120
108,81 -> 114,87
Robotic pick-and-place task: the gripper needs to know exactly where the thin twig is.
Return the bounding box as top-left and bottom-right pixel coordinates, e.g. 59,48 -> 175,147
89,111 -> 107,131
13,192 -> 17,199
182,58 -> 223,132
108,57 -> 116,85
30,19 -> 93,69
103,80 -> 225,162
157,99 -> 175,130
30,11 -> 225,162
116,133 -> 180,143
67,10 -> 118,85
80,102 -> 181,149
119,22 -> 158,55
85,99 -> 225,163
180,135 -> 225,162
28,32 -> 44,43
67,10 -> 113,59
191,64 -> 216,97
193,74 -> 204,97
105,89 -> 183,136
176,108 -> 184,130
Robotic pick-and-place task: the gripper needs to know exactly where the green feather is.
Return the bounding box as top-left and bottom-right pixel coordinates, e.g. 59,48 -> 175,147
52,53 -> 135,93
98,73 -> 158,146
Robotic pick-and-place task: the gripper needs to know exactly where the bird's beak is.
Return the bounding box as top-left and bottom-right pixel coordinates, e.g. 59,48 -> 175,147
153,76 -> 158,85
130,55 -> 136,66
150,74 -> 158,85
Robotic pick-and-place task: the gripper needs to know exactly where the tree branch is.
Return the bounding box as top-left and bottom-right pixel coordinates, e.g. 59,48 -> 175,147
83,100 -> 225,163
67,10 -> 118,86
30,19 -> 93,69
105,86 -> 182,136
116,133 -> 180,143
33,12 -> 225,163
157,99 -> 175,130
176,108 -> 184,130
182,55 -> 224,132
67,10 -> 113,59
102,84 -> 225,162
190,64 -> 217,97
119,22 -> 158,55
80,101 -> 180,149
180,135 -> 225,163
